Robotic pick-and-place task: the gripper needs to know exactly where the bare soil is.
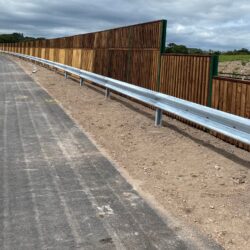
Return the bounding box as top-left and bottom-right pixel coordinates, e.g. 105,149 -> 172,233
219,61 -> 250,75
13,57 -> 250,250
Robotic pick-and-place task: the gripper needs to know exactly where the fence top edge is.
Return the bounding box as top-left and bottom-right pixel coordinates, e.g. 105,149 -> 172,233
213,76 -> 250,85
162,53 -> 213,58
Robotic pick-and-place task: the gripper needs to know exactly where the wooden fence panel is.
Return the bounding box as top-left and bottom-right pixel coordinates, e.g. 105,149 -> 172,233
53,48 -> 59,63
81,33 -> 95,48
212,77 -> 250,151
108,27 -> 130,48
130,21 -> 162,49
65,48 -> 73,66
58,49 -> 66,64
49,48 -> 54,61
128,50 -> 160,90
160,54 -> 211,105
108,50 -> 129,82
72,49 -> 82,68
159,54 -> 214,131
81,49 -> 94,71
41,48 -> 46,59
92,49 -> 110,76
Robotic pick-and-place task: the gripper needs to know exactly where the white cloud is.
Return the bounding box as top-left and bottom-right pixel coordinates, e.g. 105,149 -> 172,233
0,0 -> 249,50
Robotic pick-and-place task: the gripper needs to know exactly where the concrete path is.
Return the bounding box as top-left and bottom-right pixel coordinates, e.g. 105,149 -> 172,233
0,56 -> 221,250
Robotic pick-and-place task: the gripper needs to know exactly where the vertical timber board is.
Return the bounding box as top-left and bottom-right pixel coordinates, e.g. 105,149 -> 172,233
41,48 -> 46,59
72,49 -> 82,69
108,50 -> 128,82
54,48 -> 59,63
211,77 -> 250,150
58,49 -> 66,64
128,50 -> 154,89
65,48 -> 73,66
49,48 -> 55,61
92,49 -> 109,76
81,49 -> 94,71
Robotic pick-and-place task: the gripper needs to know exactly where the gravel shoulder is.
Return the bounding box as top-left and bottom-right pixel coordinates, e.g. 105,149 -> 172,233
12,56 -> 250,250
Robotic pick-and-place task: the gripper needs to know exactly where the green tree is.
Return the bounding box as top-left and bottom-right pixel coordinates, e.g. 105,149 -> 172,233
0,33 -> 45,43
165,43 -> 189,54
188,48 -> 204,54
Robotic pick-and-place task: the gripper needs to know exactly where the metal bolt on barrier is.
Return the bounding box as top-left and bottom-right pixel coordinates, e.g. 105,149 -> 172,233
65,72 -> 68,79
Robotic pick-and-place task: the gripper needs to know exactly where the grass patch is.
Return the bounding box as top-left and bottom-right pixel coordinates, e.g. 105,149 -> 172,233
219,54 -> 250,63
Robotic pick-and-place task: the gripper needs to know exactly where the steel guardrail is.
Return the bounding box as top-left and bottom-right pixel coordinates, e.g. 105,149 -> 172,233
1,50 -> 250,145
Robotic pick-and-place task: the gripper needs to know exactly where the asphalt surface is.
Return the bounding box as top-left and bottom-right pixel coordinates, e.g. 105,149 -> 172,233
0,55 -> 222,250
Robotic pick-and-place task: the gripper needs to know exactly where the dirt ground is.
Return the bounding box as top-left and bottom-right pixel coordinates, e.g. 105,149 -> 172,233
12,57 -> 250,250
219,61 -> 250,76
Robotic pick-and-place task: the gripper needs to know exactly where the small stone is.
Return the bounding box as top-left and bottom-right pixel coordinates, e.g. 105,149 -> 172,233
218,231 -> 227,237
214,165 -> 220,170
143,167 -> 152,174
216,174 -> 222,178
210,205 -> 215,209
232,175 -> 246,184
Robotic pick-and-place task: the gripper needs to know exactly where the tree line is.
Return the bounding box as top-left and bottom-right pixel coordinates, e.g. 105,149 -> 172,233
0,33 -> 44,43
165,43 -> 250,55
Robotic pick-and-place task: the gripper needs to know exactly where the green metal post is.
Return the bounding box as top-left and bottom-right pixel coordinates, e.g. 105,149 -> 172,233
207,55 -> 219,107
156,20 -> 167,92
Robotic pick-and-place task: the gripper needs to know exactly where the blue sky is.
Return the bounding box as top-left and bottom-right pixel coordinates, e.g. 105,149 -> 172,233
0,0 -> 249,50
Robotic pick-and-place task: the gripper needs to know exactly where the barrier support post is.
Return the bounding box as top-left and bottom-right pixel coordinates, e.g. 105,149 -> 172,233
105,88 -> 110,99
155,108 -> 163,127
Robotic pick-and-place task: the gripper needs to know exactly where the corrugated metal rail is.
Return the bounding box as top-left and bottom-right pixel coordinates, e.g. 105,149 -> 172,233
2,51 -> 250,145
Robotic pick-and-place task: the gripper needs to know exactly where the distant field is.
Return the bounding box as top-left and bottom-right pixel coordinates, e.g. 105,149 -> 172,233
219,54 -> 250,62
